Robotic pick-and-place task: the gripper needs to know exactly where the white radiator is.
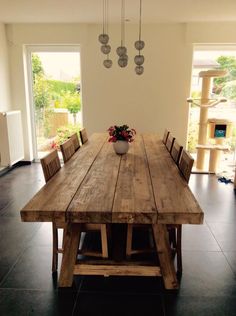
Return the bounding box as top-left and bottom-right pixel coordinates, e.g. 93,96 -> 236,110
0,111 -> 24,166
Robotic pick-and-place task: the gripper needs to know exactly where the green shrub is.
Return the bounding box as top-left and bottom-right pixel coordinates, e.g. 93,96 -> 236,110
47,79 -> 77,99
51,123 -> 81,149
187,110 -> 199,153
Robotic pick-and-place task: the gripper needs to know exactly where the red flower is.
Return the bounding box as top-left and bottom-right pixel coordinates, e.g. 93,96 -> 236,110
107,125 -> 136,143
109,136 -> 117,142
51,141 -> 57,149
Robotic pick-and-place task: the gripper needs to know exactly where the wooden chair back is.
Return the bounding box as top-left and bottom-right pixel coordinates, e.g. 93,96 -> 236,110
60,138 -> 75,163
80,128 -> 88,145
162,129 -> 170,145
40,149 -> 61,183
171,139 -> 183,165
179,149 -> 194,183
166,134 -> 175,152
70,133 -> 80,151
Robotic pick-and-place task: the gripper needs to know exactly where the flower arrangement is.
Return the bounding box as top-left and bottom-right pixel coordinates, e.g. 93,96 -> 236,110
108,125 -> 136,143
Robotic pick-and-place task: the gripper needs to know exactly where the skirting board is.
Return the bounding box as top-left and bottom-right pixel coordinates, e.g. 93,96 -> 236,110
0,161 -> 32,177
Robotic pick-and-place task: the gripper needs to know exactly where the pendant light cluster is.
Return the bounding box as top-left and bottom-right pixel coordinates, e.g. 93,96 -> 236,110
98,0 -> 145,75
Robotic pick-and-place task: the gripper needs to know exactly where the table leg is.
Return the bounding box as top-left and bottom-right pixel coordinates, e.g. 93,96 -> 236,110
152,224 -> 179,290
59,223 -> 81,287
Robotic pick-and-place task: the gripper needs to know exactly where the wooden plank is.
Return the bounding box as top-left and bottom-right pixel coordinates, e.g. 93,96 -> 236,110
67,141 -> 121,223
59,223 -> 81,287
21,133 -> 107,222
152,224 -> 179,289
112,135 -> 157,224
143,134 -> 204,225
74,264 -> 161,277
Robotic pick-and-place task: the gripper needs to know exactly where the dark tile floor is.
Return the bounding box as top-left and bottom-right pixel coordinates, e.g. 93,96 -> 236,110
0,163 -> 236,315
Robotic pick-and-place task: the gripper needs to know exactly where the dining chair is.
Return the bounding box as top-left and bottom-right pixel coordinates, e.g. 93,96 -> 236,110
69,133 -> 80,151
162,129 -> 170,145
179,149 -> 194,183
126,224 -> 154,258
234,169 -> 236,190
79,223 -> 109,259
165,133 -> 175,152
60,138 -> 75,163
40,149 -> 61,182
80,128 -> 88,145
40,149 -> 65,272
168,149 -> 194,274
170,139 -> 183,165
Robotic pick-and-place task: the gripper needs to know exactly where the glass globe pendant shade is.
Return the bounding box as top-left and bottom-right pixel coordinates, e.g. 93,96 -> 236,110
134,40 -> 145,50
101,44 -> 111,54
135,65 -> 144,75
103,59 -> 113,68
98,33 -> 109,44
122,54 -> 128,61
118,56 -> 128,68
116,46 -> 127,57
134,55 -> 144,66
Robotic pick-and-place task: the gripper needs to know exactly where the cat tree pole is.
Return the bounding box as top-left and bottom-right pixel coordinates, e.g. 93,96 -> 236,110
188,69 -> 228,172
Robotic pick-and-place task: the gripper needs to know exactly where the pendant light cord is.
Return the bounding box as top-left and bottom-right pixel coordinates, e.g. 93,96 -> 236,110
138,0 -> 142,56
139,0 -> 142,41
106,0 -> 109,59
106,0 -> 109,36
121,0 -> 125,46
102,0 -> 105,34
102,0 -> 109,35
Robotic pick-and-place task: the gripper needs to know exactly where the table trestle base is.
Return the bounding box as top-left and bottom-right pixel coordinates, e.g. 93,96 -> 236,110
74,263 -> 161,277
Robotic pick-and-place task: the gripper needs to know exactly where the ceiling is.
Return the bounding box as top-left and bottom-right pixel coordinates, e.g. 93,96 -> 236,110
0,0 -> 236,24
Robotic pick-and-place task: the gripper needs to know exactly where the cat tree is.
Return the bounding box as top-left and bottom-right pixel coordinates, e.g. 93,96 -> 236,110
188,69 -> 232,173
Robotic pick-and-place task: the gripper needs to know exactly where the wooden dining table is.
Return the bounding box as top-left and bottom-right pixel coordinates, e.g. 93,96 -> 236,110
21,133 -> 204,290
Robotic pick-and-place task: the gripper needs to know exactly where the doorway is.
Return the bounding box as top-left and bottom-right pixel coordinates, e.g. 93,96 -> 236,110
26,46 -> 82,160
187,45 -> 236,179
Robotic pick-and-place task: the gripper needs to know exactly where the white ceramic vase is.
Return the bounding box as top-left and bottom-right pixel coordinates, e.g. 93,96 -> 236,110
113,140 -> 129,155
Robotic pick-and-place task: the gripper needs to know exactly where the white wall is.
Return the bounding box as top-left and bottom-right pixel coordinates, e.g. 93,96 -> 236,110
7,22 -> 236,161
0,23 -> 11,111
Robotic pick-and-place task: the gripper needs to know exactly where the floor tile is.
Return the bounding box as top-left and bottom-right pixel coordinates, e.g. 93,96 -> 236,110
0,164 -> 44,217
189,175 -> 236,224
1,245 -> 83,291
224,251 -> 236,274
204,207 -> 236,224
178,251 -> 236,296
29,223 -> 54,247
1,247 -> 82,291
0,217 -> 40,266
74,292 -> 164,316
0,198 -> 10,211
164,294 -> 236,316
0,288 -> 77,316
0,265 -> 10,284
1,246 -> 57,290
208,223 -> 236,251
182,224 -> 220,251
